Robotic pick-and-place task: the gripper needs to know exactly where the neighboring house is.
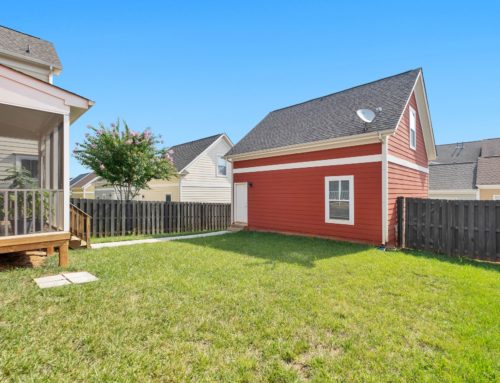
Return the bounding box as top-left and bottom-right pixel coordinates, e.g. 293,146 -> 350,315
226,69 -> 436,247
0,26 -> 93,263
429,138 -> 500,200
94,133 -> 233,203
70,172 -> 99,199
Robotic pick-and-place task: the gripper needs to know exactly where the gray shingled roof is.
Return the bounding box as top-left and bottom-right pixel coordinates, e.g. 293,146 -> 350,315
429,138 -> 500,190
0,26 -> 62,69
431,141 -> 483,164
429,162 -> 477,190
170,134 -> 224,172
70,172 -> 98,188
476,157 -> 500,185
227,69 -> 421,156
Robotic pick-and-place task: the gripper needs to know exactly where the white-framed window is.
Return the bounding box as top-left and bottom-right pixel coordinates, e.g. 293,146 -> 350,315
16,154 -> 39,180
325,175 -> 354,225
217,155 -> 227,177
409,106 -> 417,150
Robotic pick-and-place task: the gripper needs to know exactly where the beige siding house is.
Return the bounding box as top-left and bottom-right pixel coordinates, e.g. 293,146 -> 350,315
70,172 -> 99,199
94,133 -> 233,202
0,25 -> 93,263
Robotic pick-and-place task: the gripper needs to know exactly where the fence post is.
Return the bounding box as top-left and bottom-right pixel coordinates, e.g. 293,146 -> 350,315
396,197 -> 405,248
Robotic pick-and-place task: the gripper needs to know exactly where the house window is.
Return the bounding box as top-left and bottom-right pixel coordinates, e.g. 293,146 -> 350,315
16,155 -> 39,180
165,194 -> 172,202
409,107 -> 417,150
325,175 -> 354,225
217,156 -> 227,177
493,195 -> 500,201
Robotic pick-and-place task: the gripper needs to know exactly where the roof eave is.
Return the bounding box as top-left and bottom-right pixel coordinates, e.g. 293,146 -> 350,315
0,47 -> 62,71
226,129 -> 394,162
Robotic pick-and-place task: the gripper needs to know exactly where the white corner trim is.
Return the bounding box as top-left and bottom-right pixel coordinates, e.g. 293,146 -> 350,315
324,175 -> 354,225
381,136 -> 388,245
387,155 -> 429,174
233,154 -> 382,174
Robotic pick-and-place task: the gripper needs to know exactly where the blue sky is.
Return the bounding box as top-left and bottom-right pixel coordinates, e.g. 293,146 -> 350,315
2,1 -> 499,176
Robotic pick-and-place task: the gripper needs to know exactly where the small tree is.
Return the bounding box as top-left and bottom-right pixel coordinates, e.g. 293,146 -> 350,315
74,119 -> 176,201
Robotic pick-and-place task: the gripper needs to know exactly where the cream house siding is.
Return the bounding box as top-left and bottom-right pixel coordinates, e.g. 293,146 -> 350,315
0,137 -> 38,186
71,184 -> 96,199
138,179 -> 180,201
479,188 -> 500,200
94,179 -> 180,201
180,137 -> 232,203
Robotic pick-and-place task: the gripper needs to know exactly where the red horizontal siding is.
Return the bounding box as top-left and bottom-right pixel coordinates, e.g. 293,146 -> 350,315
388,93 -> 428,168
234,162 -> 382,244
387,163 -> 428,246
234,143 -> 381,168
387,91 -> 429,246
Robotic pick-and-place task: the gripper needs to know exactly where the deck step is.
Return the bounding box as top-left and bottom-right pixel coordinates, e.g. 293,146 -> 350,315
228,223 -> 247,232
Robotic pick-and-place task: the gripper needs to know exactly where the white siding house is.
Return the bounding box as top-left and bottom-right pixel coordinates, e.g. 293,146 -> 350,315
180,134 -> 232,203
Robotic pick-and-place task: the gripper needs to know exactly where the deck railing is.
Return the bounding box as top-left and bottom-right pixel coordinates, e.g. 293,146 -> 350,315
70,204 -> 91,247
0,189 -> 63,237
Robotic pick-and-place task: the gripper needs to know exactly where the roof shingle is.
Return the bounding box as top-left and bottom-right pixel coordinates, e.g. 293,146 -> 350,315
429,162 -> 477,190
476,157 -> 500,185
227,69 -> 421,156
0,26 -> 62,69
170,134 -> 224,171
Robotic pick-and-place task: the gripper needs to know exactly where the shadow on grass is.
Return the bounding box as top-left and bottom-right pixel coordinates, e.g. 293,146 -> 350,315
179,231 -> 500,271
400,248 -> 500,272
178,231 -> 370,268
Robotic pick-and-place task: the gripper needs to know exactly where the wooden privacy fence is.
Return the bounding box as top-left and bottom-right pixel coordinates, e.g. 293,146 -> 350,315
71,198 -> 231,238
397,197 -> 500,262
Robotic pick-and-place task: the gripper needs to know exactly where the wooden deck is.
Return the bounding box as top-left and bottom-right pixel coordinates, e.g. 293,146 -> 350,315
0,232 -> 71,267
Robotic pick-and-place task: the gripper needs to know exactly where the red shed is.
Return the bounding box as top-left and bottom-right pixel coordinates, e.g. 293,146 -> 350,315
226,69 -> 436,246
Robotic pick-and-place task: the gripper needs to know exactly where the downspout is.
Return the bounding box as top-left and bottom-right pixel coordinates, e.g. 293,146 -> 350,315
379,132 -> 389,245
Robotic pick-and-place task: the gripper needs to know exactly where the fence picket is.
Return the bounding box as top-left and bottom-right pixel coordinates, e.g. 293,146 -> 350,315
70,199 -> 230,239
401,198 -> 499,262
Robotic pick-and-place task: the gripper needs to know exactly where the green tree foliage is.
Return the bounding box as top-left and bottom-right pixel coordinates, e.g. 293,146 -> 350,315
74,119 -> 176,201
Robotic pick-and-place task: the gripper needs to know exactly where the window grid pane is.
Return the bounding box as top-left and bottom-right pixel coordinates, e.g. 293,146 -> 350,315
327,178 -> 351,221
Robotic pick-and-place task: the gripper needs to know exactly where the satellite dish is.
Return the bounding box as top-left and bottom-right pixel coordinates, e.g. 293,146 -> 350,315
356,108 -> 376,123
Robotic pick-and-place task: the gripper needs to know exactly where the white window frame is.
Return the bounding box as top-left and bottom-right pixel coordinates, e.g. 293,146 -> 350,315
15,154 -> 39,179
409,106 -> 417,150
216,155 -> 228,177
325,175 -> 354,225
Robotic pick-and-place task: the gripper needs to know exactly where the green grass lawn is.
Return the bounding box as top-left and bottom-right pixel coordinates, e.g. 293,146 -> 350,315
0,232 -> 498,382
90,230 -> 218,244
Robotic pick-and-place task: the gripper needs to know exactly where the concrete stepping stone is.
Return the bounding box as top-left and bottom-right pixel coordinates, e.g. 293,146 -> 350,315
34,272 -> 98,288
34,274 -> 71,289
61,272 -> 98,284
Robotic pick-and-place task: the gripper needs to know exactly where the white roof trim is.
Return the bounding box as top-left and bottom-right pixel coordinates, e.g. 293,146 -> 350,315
0,64 -> 93,121
477,184 -> 500,189
179,134 -> 233,173
392,71 -> 436,161
226,129 -> 393,162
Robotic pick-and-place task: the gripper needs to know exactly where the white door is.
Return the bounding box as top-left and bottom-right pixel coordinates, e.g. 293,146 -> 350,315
234,183 -> 248,223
